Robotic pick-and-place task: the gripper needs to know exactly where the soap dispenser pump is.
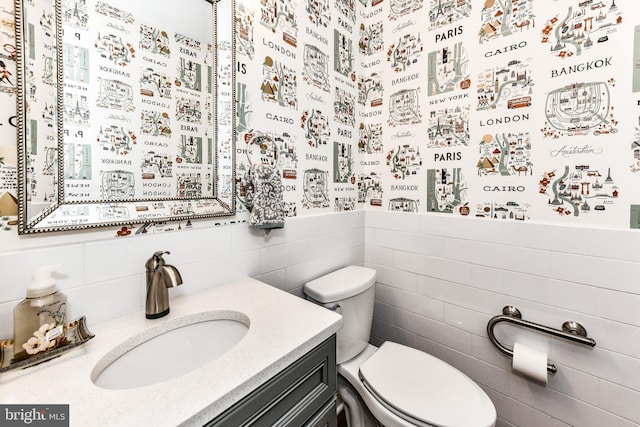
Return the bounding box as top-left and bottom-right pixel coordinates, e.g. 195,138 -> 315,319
13,264 -> 68,359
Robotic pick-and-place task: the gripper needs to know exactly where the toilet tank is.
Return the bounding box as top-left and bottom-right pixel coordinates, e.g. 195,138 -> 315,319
304,266 -> 376,364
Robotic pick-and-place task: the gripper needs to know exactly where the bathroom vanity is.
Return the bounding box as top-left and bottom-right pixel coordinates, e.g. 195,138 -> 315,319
0,278 -> 341,426
208,335 -> 337,426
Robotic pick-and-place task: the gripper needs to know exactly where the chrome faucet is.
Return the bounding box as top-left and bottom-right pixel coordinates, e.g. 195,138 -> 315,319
145,251 -> 183,319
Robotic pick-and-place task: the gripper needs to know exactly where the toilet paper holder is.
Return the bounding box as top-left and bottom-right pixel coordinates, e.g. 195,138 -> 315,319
487,306 -> 596,374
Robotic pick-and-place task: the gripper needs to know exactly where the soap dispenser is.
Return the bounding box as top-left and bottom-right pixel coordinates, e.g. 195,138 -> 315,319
13,264 -> 67,359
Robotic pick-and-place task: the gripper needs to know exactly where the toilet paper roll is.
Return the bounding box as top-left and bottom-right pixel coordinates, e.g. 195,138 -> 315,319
512,342 -> 548,385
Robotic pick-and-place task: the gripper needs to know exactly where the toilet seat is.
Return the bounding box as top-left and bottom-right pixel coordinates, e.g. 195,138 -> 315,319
342,342 -> 496,427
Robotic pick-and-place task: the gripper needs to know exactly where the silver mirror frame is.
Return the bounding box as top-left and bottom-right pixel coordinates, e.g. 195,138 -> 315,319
15,0 -> 236,234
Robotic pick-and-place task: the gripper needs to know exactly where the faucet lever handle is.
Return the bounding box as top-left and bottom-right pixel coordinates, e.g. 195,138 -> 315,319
146,251 -> 171,271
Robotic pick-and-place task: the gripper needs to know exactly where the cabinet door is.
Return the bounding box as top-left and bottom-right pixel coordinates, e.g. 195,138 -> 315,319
303,397 -> 337,427
208,335 -> 337,427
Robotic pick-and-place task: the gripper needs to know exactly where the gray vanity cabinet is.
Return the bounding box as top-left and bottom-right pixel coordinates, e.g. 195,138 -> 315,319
207,335 -> 337,427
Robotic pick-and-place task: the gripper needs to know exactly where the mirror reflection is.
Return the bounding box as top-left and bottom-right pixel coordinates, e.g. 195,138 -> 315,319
16,0 -> 235,234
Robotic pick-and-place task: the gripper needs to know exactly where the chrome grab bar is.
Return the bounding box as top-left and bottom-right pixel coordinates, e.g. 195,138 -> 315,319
487,306 -> 596,374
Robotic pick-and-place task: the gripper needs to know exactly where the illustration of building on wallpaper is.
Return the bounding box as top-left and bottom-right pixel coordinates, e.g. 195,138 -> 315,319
335,87 -> 356,127
631,121 -> 640,173
335,196 -> 356,212
178,135 -> 203,163
358,73 -> 383,107
359,22 -> 383,56
141,110 -> 172,137
2,0 -> 640,240
358,172 -> 383,205
97,125 -> 135,155
477,60 -> 533,111
427,106 -> 469,148
633,25 -> 640,92
477,133 -> 532,177
139,23 -> 171,56
63,44 -> 90,83
0,144 -> 19,223
541,1 -> 622,59
336,0 -> 356,24
41,148 -> 56,177
236,82 -> 252,140
176,97 -> 203,123
274,133 -> 298,173
65,144 -> 92,180
0,192 -> 18,222
177,58 -> 203,92
140,68 -> 172,98
388,32 -> 423,73
0,5 -> 16,94
236,3 -> 255,59
478,0 -> 535,44
177,173 -> 202,199
426,168 -> 468,214
542,81 -> 618,138
260,0 -> 297,45
427,41 -> 470,96
64,93 -> 91,126
428,0 -> 470,29
40,53 -> 56,87
334,29 -> 355,78
387,144 -> 422,179
95,1 -> 135,24
62,0 -> 88,28
141,151 -> 172,178
629,205 -> 640,229
358,122 -> 383,154
475,201 -> 530,221
59,205 -> 90,220
261,56 -> 297,109
302,109 -> 330,148
334,142 -> 354,183
539,165 -> 619,218
97,204 -> 128,221
95,33 -> 135,67
306,0 -> 330,28
389,197 -> 419,212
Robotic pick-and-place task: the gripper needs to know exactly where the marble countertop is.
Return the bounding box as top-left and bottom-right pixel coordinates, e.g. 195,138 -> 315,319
0,278 -> 342,426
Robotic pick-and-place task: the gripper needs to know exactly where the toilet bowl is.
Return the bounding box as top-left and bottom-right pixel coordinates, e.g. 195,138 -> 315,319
305,266 -> 496,427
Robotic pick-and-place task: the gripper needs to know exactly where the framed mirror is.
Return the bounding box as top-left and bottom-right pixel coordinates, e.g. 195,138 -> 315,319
15,0 -> 235,234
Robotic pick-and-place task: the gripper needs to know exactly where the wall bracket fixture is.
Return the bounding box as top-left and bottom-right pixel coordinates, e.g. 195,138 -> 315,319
486,306 -> 596,374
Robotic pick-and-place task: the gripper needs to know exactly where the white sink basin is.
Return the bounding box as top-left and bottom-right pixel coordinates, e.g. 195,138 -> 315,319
91,311 -> 249,390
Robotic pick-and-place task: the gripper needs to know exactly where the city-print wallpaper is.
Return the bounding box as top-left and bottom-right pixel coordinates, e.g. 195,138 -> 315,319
0,0 -> 16,231
0,0 -> 639,234
32,1 -> 215,204
369,0 -> 635,227
235,0 -> 639,229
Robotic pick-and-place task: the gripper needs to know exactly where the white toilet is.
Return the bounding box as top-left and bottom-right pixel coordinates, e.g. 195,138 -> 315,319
304,265 -> 497,427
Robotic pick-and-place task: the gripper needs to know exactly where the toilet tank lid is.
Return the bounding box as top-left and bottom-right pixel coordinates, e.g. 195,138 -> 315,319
304,266 -> 376,303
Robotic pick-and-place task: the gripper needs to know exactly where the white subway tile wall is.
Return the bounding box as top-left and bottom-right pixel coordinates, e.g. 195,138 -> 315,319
3,208 -> 640,426
367,211 -> 640,427
0,211 -> 365,338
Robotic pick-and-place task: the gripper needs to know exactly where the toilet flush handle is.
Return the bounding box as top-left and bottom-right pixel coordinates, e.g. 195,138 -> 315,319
326,303 -> 343,314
